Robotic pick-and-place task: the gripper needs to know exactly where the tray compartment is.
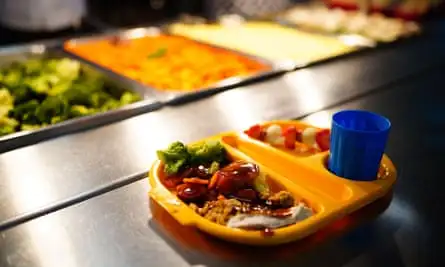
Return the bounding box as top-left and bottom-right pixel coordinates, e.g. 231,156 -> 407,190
149,137 -> 330,246
221,134 -> 353,202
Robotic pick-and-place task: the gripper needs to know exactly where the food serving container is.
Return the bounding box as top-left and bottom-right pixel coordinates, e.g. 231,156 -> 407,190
0,43 -> 160,153
63,27 -> 292,104
148,120 -> 396,246
168,16 -> 376,70
274,2 -> 421,45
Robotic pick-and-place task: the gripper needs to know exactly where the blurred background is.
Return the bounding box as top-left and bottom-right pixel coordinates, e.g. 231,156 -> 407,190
0,0 -> 442,46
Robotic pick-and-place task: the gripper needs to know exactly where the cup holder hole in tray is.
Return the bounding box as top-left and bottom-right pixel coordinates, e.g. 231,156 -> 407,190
221,135 -> 353,202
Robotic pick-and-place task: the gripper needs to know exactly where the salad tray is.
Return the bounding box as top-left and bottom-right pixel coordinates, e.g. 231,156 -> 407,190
0,43 -> 160,153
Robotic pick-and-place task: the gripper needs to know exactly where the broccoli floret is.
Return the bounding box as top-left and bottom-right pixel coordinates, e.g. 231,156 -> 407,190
62,85 -> 93,106
253,172 -> 270,198
120,91 -> 141,105
9,85 -> 35,105
0,88 -> 14,117
24,76 -> 50,94
23,59 -> 43,75
208,161 -> 220,174
0,88 -> 14,106
157,141 -> 227,175
187,140 -> 227,165
2,70 -> 22,87
50,116 -> 64,124
21,124 -> 41,131
47,81 -> 71,96
0,116 -> 19,136
80,77 -> 105,92
69,105 -> 95,118
9,100 -> 39,124
100,99 -> 120,111
45,58 -> 80,81
35,96 -> 68,124
157,141 -> 190,175
90,91 -> 112,108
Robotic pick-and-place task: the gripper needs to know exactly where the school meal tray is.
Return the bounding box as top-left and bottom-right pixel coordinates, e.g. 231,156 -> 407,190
0,43 -> 160,153
148,120 -> 396,246
63,27 -> 293,104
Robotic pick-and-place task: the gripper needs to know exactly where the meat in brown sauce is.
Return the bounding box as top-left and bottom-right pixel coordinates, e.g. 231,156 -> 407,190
164,159 -> 306,229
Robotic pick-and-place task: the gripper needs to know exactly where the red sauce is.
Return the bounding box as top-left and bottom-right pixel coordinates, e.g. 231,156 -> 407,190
261,228 -> 275,237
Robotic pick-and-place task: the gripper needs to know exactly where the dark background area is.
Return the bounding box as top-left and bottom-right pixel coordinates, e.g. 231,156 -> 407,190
0,0 -> 202,46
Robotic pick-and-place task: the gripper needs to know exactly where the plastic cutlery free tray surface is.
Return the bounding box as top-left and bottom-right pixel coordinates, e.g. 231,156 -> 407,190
148,120 -> 396,246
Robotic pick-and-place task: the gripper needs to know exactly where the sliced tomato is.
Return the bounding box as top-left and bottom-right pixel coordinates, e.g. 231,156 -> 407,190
259,130 -> 267,141
244,124 -> 263,140
315,129 -> 331,151
296,128 -> 303,142
283,126 -> 297,150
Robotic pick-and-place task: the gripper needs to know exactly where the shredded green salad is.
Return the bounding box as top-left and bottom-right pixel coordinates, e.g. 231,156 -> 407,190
0,58 -> 141,137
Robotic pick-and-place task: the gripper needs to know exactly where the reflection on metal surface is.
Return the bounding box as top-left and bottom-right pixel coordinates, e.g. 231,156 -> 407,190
381,197 -> 419,227
1,146 -> 77,267
29,219 -> 77,267
283,70 -> 325,111
2,146 -> 56,213
213,89 -> 262,130
303,111 -> 332,128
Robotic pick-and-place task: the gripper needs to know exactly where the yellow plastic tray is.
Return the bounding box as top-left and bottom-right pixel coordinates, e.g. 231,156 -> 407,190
148,120 -> 396,246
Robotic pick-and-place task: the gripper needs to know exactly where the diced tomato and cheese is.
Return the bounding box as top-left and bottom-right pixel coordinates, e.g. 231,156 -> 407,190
244,124 -> 331,152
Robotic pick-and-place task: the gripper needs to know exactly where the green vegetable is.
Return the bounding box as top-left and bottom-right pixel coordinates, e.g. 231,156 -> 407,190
0,89 -> 14,117
208,161 -> 220,174
2,71 -> 22,87
157,141 -> 190,175
120,91 -> 141,105
45,58 -> 80,81
22,59 -> 43,75
0,57 -> 141,137
0,117 -> 19,136
9,85 -> 39,105
253,172 -> 270,198
100,99 -> 121,111
0,88 -> 14,106
9,100 -> 40,124
90,91 -> 112,108
35,96 -> 68,124
21,124 -> 41,131
156,140 -> 227,175
24,76 -> 50,94
147,48 -> 167,59
187,140 -> 226,165
69,105 -> 95,118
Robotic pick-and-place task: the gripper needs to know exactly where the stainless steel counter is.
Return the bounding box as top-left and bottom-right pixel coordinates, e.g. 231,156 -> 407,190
1,33 -> 445,228
1,66 -> 442,266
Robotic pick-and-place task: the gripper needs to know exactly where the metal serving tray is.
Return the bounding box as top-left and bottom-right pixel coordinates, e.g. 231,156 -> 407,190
63,27 -> 295,105
0,43 -> 161,153
273,2 -> 421,46
167,15 -> 376,69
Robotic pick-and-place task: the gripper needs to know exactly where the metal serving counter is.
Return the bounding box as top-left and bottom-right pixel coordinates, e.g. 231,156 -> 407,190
1,32 -> 445,228
0,66 -> 442,267
0,18 -> 444,267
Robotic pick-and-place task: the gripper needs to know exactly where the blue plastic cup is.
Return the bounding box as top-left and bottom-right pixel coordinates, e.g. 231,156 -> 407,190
328,110 -> 391,181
